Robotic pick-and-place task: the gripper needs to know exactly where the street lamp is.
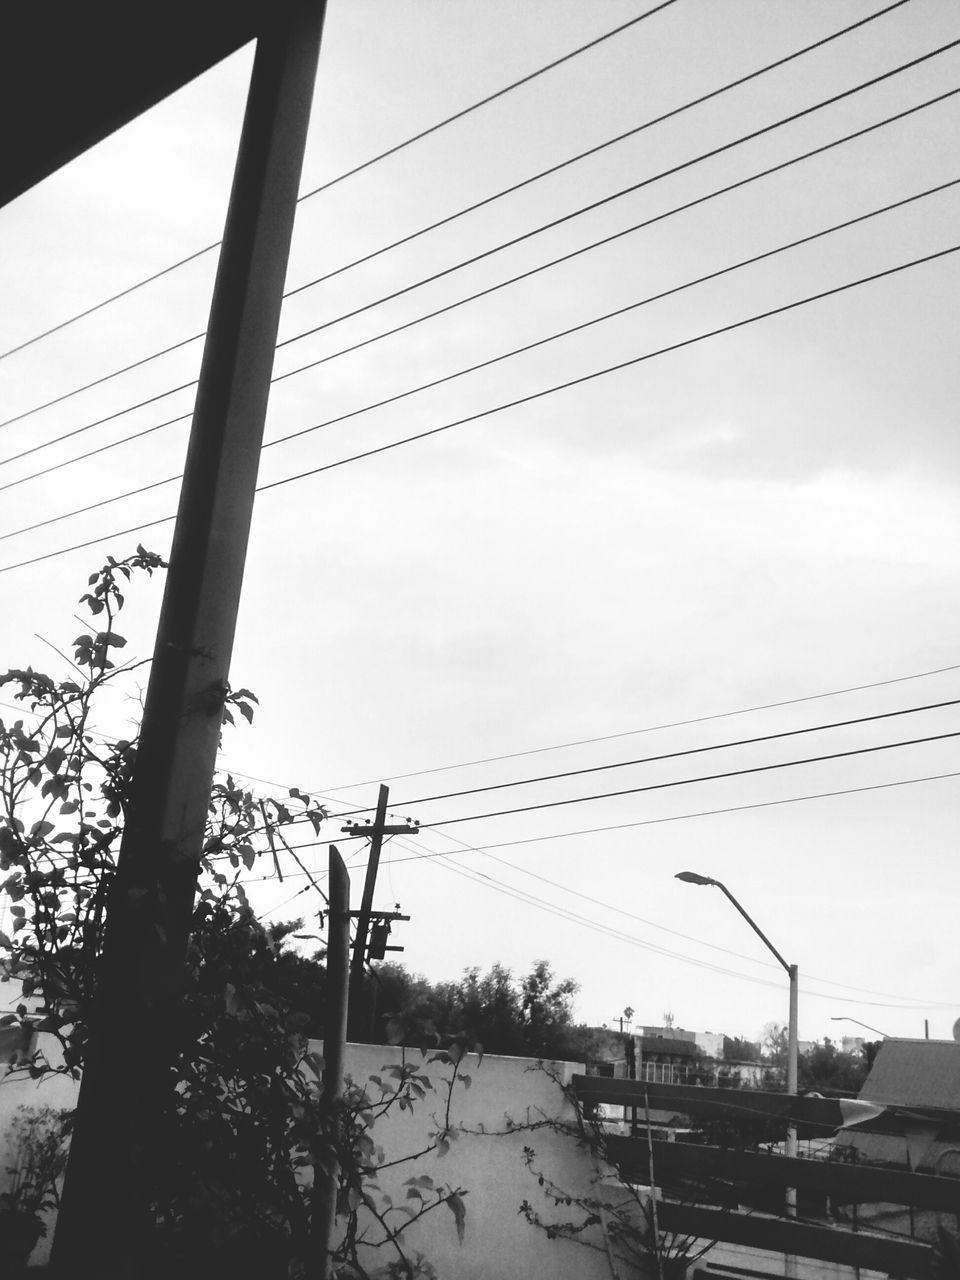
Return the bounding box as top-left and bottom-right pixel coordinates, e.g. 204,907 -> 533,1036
675,872 -> 799,1218
830,1016 -> 889,1039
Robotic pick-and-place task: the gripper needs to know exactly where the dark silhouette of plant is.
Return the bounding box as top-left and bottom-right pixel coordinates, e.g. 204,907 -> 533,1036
0,553 -> 467,1277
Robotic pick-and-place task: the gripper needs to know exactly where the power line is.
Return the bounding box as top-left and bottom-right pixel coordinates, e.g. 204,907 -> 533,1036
9,87 -> 956,506
246,796 -> 958,1008
418,731 -> 960,828
238,767 -> 960,1003
221,691 -> 960,834
7,173 -> 955,543
332,700 -> 960,817
240,768 -> 960,873
314,663 -> 960,791
263,122 -> 960,389
210,658 -> 960,804
405,826 -> 949,1003
5,27 -> 953,457
269,40 -> 960,355
297,0 -> 676,201
359,831 -> 954,1010
2,239 -> 956,575
0,409 -> 193,500
0,2 -> 679,366
282,0 -> 915,307
415,841 -> 955,1009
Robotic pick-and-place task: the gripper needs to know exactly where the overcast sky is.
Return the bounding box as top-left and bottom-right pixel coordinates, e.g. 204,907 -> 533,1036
1,0 -> 958,1047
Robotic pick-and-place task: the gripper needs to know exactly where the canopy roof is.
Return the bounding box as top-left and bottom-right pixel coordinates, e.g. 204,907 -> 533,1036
0,0 -> 288,209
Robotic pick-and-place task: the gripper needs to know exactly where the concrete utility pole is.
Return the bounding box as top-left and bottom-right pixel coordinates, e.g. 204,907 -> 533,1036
51,3 -> 328,1275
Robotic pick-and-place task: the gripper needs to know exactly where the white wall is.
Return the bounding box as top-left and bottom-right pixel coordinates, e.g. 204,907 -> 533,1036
333,1042 -> 612,1280
1,1038 -> 612,1278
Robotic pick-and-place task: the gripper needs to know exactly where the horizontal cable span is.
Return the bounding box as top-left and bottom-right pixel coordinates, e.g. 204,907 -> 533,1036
0,1 -> 679,365
417,730 -> 960,828
1,239 -> 955,575
4,165 -> 956,528
3,26 -> 953,460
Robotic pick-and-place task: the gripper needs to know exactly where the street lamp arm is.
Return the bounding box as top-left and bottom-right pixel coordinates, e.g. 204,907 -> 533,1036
713,881 -> 791,976
830,1016 -> 889,1039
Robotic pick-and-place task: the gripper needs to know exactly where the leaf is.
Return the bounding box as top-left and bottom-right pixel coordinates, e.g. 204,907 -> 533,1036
30,820 -> 54,839
446,1192 -> 466,1245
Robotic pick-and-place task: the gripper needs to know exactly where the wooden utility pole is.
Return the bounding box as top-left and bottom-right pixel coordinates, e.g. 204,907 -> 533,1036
311,846 -> 350,1278
343,785 -> 417,1038
50,3 -> 328,1274
349,784 -> 390,1000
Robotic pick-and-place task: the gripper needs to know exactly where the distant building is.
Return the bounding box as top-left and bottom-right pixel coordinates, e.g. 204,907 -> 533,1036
633,1023 -> 724,1085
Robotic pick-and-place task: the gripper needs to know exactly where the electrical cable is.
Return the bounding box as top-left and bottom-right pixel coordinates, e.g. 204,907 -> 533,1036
239,768 -> 960,876
334,698 -> 960,817
0,1 -> 679,365
367,832 -> 954,1009
0,0 -> 911,430
239,767 -> 960,1000
5,29 -> 954,458
209,657 -> 960,801
255,811 -> 956,1010
311,662 -> 960,791
9,88 -> 957,505
397,825 -> 947,1002
2,238 -> 955,575
6,172 -> 955,543
282,0 -> 915,308
417,731 -> 960,828
269,39 -> 960,354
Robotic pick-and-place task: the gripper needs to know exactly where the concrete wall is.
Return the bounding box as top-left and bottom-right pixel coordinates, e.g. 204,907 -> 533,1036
333,1042 -> 611,1280
1,1038 -> 613,1278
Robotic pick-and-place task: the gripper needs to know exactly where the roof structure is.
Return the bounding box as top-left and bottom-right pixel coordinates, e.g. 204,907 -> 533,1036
0,0 -> 290,209
859,1038 -> 960,1110
637,1034 -> 700,1058
838,1038 -> 960,1172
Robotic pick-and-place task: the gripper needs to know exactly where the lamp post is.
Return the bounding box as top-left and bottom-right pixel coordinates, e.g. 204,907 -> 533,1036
675,872 -> 799,1218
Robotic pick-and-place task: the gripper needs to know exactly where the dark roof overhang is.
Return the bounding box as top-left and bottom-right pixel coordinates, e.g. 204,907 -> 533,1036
1,0 -> 288,209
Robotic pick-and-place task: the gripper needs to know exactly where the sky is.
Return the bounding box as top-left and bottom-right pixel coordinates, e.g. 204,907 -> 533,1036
1,0 -> 959,1048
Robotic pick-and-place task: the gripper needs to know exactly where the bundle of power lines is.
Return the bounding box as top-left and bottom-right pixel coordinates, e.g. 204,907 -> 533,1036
1,0 -> 957,571
2,2 -> 958,1009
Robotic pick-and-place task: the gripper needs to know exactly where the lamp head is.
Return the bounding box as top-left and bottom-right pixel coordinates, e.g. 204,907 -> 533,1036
675,871 -> 716,886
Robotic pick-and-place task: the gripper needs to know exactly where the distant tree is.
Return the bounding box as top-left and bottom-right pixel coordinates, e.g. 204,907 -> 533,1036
799,1038 -> 871,1095
365,959 -> 584,1060
723,1035 -> 761,1062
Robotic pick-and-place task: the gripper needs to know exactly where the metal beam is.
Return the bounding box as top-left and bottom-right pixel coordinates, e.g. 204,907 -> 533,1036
606,1136 -> 960,1211
658,1202 -> 932,1275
